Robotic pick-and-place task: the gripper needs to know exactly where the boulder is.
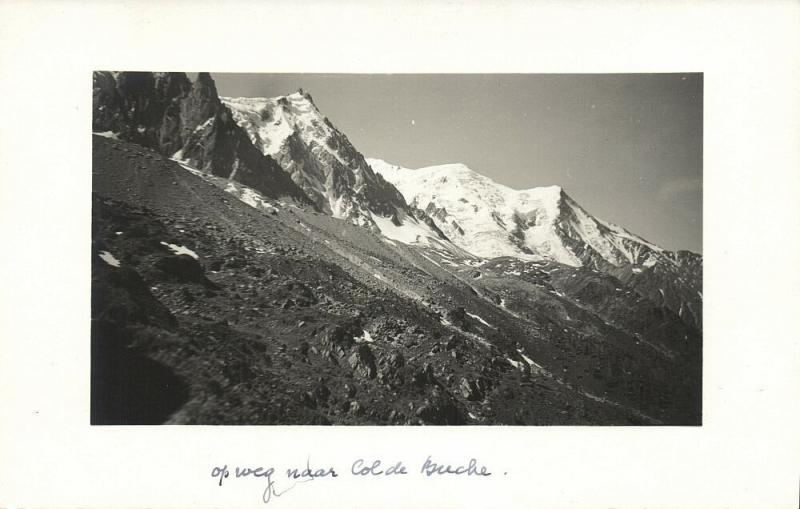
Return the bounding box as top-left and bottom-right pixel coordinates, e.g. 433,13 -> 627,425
446,307 -> 468,329
411,362 -> 437,388
458,377 -> 483,401
445,335 -> 464,350
378,351 -> 406,387
92,262 -> 176,328
277,280 -> 317,307
321,320 -> 361,359
153,254 -> 214,287
414,394 -> 466,425
349,401 -> 364,416
348,344 -> 377,379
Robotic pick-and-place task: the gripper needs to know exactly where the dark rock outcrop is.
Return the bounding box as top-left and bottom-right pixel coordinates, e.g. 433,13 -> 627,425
92,71 -> 313,205
321,321 -> 361,360
445,307 -> 468,329
92,259 -> 176,328
153,254 -> 216,287
348,344 -> 377,379
415,393 -> 466,425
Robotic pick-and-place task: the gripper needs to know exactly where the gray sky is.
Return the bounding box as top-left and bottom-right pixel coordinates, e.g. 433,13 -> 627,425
208,73 -> 702,253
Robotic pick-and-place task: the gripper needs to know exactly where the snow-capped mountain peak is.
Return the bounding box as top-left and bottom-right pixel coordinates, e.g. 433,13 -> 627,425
221,92 -> 409,229
368,157 -> 670,270
222,91 -> 329,157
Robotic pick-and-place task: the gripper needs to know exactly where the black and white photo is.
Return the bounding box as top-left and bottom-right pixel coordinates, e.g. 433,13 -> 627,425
91,72 -> 703,425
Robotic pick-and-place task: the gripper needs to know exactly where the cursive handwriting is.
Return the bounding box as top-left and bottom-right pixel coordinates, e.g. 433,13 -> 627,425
211,455 -> 494,504
351,458 -> 408,476
286,456 -> 338,480
420,456 -> 492,477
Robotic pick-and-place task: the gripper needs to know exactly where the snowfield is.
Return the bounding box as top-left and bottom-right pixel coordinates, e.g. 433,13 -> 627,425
370,211 -> 435,246
369,157 -> 671,269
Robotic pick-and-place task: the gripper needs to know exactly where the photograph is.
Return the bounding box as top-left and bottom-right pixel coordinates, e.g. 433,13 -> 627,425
4,1 -> 799,507
91,72 -> 703,426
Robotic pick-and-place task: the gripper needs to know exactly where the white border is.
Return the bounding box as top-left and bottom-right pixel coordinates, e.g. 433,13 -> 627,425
1,1 -> 798,508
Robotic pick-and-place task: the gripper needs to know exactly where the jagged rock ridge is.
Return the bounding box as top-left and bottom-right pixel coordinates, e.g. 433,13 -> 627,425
221,93 -> 437,234
92,71 -> 312,205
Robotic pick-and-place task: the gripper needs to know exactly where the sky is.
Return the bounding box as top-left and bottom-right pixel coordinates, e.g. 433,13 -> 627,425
206,73 -> 702,253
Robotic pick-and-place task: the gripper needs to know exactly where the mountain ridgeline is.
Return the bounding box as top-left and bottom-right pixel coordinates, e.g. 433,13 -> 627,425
91,71 -> 702,425
221,94 -> 411,229
368,159 -> 703,330
92,72 -> 311,205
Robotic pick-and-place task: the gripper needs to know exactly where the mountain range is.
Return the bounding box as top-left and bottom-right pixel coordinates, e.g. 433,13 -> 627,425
91,71 -> 702,425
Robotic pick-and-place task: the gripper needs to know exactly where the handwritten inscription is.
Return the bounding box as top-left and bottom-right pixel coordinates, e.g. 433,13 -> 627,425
211,456 -> 494,504
287,457 -> 338,480
351,458 -> 408,476
420,456 -> 491,477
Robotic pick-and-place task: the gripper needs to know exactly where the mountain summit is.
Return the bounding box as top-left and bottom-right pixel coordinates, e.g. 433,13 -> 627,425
368,158 -> 668,268
221,93 -> 410,229
369,158 -> 702,329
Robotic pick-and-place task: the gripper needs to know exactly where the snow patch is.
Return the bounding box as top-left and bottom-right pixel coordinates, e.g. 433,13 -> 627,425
354,330 -> 374,343
224,182 -> 279,214
160,242 -> 199,259
370,212 -> 434,246
420,253 -> 441,268
193,117 -> 214,133
98,251 -> 120,267
517,349 -> 547,374
171,156 -> 207,178
465,312 -> 492,328
221,97 -> 295,156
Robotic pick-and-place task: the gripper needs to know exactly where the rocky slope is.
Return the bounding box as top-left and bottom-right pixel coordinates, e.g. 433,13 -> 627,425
91,134 -> 702,425
369,158 -> 702,330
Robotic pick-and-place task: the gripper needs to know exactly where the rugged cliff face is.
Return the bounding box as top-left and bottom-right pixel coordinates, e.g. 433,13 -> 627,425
221,93 -> 413,230
92,71 -> 312,204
